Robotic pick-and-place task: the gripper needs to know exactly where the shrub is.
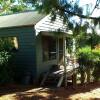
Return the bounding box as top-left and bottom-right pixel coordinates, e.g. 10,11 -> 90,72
92,49 -> 100,81
0,50 -> 14,84
77,46 -> 100,83
78,46 -> 94,66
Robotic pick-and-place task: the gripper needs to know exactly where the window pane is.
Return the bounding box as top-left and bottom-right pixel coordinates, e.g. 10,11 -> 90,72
42,36 -> 56,61
59,39 -> 63,64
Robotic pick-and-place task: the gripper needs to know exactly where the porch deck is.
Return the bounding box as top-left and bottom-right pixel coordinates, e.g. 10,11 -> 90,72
40,63 -> 79,87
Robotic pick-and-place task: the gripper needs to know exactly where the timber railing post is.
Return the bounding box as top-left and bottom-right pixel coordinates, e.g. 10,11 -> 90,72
72,38 -> 77,89
63,36 -> 67,87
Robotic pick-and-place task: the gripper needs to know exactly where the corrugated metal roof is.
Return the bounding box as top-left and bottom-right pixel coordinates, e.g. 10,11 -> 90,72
0,11 -> 45,28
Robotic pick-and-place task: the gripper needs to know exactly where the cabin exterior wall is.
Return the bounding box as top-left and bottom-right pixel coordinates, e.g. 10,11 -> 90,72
0,26 -> 37,83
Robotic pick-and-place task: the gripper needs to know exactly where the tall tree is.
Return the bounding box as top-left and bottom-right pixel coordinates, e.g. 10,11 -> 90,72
21,0 -> 100,40
28,0 -> 100,86
0,0 -> 32,15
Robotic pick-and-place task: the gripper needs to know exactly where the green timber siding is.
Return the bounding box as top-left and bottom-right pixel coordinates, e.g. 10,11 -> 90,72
0,26 -> 37,83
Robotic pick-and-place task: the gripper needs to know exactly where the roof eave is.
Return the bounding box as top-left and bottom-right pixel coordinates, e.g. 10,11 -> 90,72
0,24 -> 34,29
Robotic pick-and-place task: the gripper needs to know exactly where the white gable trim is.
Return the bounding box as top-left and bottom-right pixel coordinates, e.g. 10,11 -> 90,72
35,14 -> 68,36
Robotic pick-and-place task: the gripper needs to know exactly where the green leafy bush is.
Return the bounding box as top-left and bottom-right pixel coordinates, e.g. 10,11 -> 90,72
92,61 -> 100,82
77,46 -> 100,82
92,49 -> 100,81
78,46 -> 93,66
78,46 -> 100,65
92,49 -> 100,62
0,51 -> 14,84
0,37 -> 14,51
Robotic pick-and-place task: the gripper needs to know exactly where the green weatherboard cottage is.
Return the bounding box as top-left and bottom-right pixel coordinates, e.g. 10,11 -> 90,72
0,11 -> 68,84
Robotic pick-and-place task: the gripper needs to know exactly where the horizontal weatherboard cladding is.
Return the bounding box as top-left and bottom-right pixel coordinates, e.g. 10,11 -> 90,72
35,14 -> 67,35
0,26 -> 37,83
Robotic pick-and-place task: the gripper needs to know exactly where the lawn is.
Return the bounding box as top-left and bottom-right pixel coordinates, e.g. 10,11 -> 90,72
0,82 -> 100,100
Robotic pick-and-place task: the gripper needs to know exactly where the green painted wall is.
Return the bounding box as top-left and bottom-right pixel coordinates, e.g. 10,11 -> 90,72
0,26 -> 61,83
0,26 -> 37,83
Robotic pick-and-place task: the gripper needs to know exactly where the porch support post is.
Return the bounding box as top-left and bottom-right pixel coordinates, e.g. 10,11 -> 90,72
63,36 -> 67,87
72,38 -> 76,57
57,37 -> 59,65
72,38 -> 77,88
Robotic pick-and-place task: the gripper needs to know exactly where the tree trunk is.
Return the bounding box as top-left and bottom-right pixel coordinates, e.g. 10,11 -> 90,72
80,68 -> 85,85
63,36 -> 67,87
72,73 -> 77,89
86,67 -> 91,83
81,74 -> 85,84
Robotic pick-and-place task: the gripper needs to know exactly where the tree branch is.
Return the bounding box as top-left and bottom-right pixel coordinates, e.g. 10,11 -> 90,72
90,0 -> 100,15
58,6 -> 100,20
65,9 -> 100,20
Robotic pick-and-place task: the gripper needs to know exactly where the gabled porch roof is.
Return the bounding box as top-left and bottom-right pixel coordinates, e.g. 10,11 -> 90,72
35,14 -> 72,36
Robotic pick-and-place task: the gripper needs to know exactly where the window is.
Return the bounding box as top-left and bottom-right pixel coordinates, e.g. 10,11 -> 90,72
42,36 -> 56,61
59,39 -> 63,62
0,37 -> 19,52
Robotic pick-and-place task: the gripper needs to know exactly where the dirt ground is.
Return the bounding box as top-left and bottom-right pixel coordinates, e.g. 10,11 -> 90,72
0,82 -> 100,100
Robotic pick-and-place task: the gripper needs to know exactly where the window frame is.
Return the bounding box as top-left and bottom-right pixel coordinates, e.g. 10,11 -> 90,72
42,35 -> 57,62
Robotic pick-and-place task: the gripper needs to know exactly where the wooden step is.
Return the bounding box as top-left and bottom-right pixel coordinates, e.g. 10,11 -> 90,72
40,67 -> 78,87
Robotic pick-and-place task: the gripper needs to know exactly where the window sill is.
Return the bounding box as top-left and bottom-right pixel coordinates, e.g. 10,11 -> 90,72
42,59 -> 57,63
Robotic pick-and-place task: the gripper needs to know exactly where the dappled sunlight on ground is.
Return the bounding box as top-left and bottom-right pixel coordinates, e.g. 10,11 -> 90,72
69,88 -> 100,100
0,93 -> 17,100
0,82 -> 100,100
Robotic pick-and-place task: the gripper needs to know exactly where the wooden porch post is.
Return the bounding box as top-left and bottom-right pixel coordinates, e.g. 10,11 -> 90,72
72,38 -> 77,88
63,36 -> 67,87
57,37 -> 59,65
